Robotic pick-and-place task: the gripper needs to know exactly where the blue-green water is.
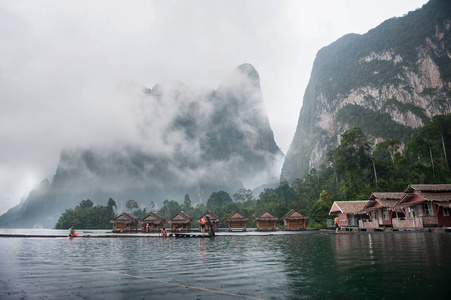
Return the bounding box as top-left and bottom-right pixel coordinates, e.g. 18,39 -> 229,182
1,231 -> 450,299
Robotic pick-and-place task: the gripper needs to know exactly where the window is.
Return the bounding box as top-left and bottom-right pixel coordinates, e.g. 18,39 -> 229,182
372,211 -> 377,220
425,202 -> 433,216
443,207 -> 450,217
417,205 -> 423,217
408,207 -> 414,219
383,209 -> 389,220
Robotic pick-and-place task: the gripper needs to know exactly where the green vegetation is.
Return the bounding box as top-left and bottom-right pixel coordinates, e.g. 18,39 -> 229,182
55,115 -> 451,228
337,104 -> 417,142
54,198 -> 117,229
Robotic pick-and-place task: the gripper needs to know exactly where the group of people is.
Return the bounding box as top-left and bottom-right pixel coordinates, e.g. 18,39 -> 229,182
144,223 -> 159,232
157,218 -> 208,236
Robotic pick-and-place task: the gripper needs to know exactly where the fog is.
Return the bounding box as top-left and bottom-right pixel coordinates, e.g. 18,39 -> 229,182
0,0 -> 428,214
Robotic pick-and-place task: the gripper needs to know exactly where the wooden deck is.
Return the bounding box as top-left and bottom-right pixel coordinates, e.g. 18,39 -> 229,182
173,232 -> 211,238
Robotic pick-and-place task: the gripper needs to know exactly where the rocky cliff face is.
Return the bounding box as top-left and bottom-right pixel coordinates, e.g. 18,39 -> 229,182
0,64 -> 283,228
281,0 -> 451,182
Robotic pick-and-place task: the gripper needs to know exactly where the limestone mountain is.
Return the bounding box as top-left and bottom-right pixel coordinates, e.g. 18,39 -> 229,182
0,64 -> 283,228
281,0 -> 451,182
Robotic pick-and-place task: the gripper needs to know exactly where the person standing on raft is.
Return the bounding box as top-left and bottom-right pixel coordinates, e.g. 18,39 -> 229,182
334,217 -> 340,233
200,218 -> 206,235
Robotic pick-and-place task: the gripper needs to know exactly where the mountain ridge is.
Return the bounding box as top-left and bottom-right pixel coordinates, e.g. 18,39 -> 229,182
0,64 -> 283,228
281,0 -> 451,182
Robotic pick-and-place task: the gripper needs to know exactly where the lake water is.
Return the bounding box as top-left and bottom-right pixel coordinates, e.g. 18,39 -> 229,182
0,230 -> 450,299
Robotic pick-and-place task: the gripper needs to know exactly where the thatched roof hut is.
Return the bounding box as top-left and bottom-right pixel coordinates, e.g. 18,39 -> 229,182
142,212 -> 167,231
111,212 -> 140,232
225,211 -> 249,231
254,210 -> 278,230
169,211 -> 193,232
280,209 -> 308,229
197,211 -> 221,231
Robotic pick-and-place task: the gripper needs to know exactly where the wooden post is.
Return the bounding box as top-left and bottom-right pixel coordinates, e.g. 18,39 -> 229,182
205,216 -> 215,237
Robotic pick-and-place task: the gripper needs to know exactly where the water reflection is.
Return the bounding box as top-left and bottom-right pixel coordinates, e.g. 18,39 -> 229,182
0,232 -> 450,299
278,232 -> 451,299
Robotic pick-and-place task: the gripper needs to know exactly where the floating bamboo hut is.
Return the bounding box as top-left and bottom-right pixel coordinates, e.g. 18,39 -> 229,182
280,209 -> 309,229
169,211 -> 193,231
225,211 -> 249,231
111,212 -> 140,232
197,211 -> 221,231
141,212 -> 167,232
254,210 -> 278,230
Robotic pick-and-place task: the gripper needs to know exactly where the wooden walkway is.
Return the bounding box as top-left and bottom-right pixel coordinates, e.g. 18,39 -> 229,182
173,232 -> 210,238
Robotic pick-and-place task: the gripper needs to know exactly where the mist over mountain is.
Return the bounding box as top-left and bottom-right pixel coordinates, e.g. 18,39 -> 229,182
0,64 -> 283,228
281,0 -> 451,182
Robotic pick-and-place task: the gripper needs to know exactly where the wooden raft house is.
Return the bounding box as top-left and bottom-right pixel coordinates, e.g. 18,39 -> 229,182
254,210 -> 278,230
225,211 -> 249,231
329,200 -> 369,228
360,192 -> 404,229
169,211 -> 193,232
197,211 -> 221,231
280,209 -> 308,230
111,212 -> 140,232
394,184 -> 451,228
142,212 -> 167,232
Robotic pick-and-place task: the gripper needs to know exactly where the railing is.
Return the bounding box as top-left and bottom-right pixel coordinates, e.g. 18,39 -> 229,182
422,215 -> 438,226
359,219 -> 379,228
392,217 -> 423,229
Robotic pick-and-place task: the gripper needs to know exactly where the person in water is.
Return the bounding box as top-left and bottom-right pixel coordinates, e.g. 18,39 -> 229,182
200,218 -> 206,234
69,226 -> 75,237
160,227 -> 167,237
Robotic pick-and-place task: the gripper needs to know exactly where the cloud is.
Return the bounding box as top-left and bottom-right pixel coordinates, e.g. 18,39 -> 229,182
50,65 -> 283,199
0,0 -> 428,214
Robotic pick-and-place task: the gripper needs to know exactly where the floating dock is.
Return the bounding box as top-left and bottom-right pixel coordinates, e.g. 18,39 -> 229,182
173,232 -> 211,238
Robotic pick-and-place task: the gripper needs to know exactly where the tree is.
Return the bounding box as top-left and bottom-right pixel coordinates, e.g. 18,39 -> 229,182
183,194 -> 192,209
309,191 -> 333,227
107,198 -> 117,209
207,191 -> 232,210
126,199 -> 139,212
150,200 -> 156,212
79,199 -> 94,209
158,199 -> 181,220
233,188 -> 254,202
55,199 -> 116,229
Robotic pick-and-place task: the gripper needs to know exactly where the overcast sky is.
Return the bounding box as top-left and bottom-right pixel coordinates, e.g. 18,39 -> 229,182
0,0 -> 428,214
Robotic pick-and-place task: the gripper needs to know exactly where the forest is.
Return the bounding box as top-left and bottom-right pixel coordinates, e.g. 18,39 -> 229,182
55,114 -> 451,229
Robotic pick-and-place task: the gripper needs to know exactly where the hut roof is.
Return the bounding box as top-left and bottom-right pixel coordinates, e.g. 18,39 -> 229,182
254,210 -> 278,221
369,192 -> 405,201
362,199 -> 399,212
142,212 -> 167,224
197,211 -> 221,223
329,201 -> 369,215
398,192 -> 451,206
169,211 -> 193,224
225,211 -> 249,222
404,184 -> 451,193
112,212 -> 139,224
280,209 -> 309,220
